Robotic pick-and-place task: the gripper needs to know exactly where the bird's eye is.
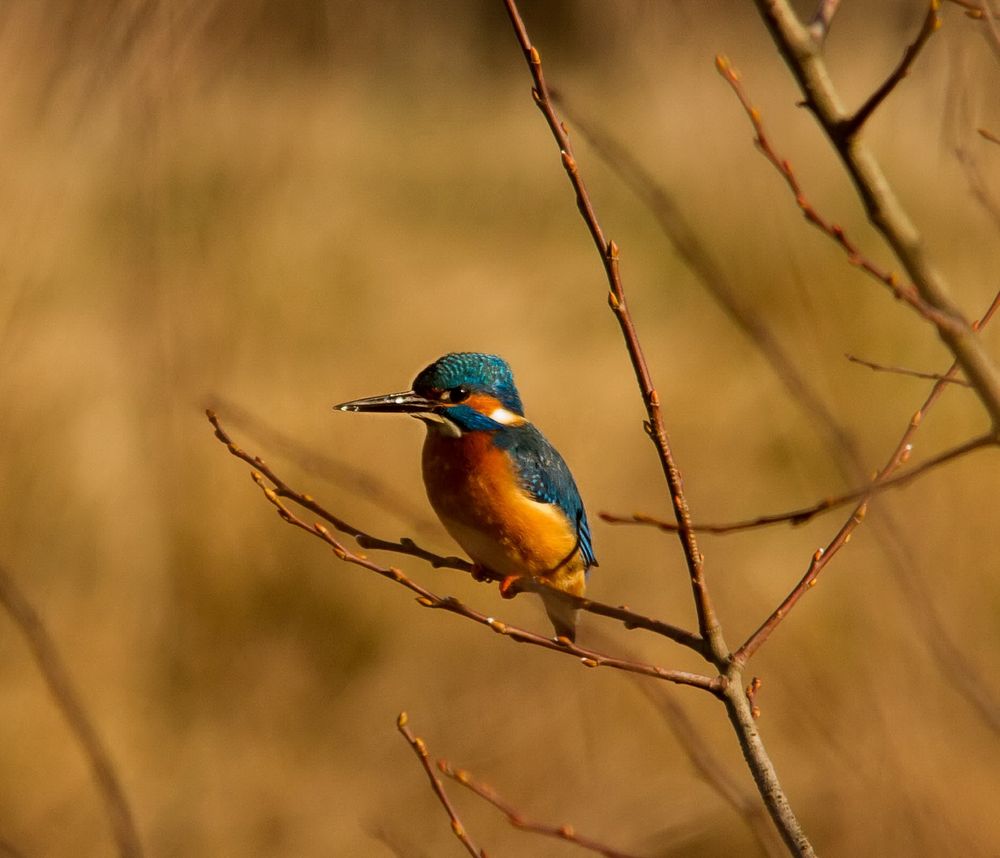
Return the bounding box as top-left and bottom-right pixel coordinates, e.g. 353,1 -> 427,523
447,385 -> 471,403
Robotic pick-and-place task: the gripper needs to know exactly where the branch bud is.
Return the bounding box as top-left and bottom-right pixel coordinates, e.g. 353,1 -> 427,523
397,711 -> 408,727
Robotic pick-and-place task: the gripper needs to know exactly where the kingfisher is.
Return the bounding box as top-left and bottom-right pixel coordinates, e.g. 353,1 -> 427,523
335,352 -> 597,641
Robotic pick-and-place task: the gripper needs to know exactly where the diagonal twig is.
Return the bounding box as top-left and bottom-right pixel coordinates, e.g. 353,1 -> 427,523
206,410 -> 704,652
735,289 -> 1000,664
396,713 -> 486,858
438,759 -> 648,858
844,2 -> 941,135
716,56 -> 948,328
846,353 -> 972,385
209,413 -> 722,693
807,0 -> 842,42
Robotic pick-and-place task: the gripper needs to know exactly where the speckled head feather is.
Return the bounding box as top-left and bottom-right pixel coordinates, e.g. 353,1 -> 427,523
412,353 -> 524,416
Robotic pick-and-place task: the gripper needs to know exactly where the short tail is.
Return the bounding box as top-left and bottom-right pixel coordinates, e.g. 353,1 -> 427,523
541,591 -> 579,642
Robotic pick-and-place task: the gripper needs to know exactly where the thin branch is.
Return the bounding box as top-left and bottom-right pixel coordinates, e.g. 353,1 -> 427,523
752,0 -> 1000,431
396,713 -> 486,858
549,92 -> 864,476
737,288 -> 1000,667
737,425 -> 996,661
846,353 -> 972,385
0,565 -> 143,858
980,127 -> 1000,145
438,760 -> 647,858
716,56 -> 950,328
206,395 -> 439,534
500,0 -> 725,660
844,2 -> 941,136
209,414 -> 723,693
603,431 -> 997,535
206,410 -> 703,652
944,0 -> 1000,58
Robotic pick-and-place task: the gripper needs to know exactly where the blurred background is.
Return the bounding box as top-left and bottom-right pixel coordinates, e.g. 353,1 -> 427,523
1,1 -> 999,855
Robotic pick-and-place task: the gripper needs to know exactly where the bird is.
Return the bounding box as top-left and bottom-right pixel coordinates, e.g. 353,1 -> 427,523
335,352 -> 597,641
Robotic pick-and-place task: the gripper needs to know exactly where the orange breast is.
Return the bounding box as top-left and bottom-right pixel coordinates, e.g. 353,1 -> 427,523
421,428 -> 584,589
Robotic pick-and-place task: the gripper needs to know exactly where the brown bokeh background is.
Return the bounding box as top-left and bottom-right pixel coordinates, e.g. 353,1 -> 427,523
2,2 -> 999,856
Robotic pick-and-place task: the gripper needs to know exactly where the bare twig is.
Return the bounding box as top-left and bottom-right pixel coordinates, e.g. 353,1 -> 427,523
716,56 -> 947,327
845,2 -> 941,135
207,396 -> 439,534
846,353 -> 972,385
980,127 -> 1000,145
603,431 -> 996,535
438,760 -> 647,858
944,0 -> 1000,57
500,0 -> 724,661
210,412 -> 722,692
396,713 -> 486,858
0,565 -> 143,858
206,410 -> 703,652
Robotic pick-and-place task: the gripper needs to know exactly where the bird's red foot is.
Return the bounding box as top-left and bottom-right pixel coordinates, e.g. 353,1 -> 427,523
499,575 -> 523,599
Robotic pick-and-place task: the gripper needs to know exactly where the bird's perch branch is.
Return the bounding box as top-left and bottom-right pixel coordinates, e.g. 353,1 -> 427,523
208,412 -> 722,693
206,410 -> 704,653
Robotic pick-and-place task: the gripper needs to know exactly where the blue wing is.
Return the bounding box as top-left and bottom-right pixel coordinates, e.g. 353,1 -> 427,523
493,423 -> 597,569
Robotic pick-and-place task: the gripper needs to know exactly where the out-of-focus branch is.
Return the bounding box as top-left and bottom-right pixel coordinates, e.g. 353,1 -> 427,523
846,353 -> 972,385
602,431 -> 996,535
944,0 -> 1000,58
500,0 -> 724,659
807,0 -> 842,42
0,565 -> 143,858
980,127 -> 1000,145
396,713 -> 485,858
207,410 -> 703,651
438,760 -> 647,858
751,0 -> 1000,431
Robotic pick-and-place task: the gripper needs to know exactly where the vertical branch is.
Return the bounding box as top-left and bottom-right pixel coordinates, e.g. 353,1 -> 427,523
500,0 -> 725,657
0,565 -> 143,858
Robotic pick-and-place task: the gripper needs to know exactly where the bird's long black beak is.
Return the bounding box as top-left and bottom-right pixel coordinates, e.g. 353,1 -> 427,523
334,390 -> 438,414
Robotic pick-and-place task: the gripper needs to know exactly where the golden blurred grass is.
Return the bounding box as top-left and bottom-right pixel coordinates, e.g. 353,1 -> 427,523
1,1 -> 1000,856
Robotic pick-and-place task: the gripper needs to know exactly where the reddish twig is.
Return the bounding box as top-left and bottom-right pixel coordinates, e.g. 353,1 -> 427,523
0,565 -> 143,858
980,127 -> 1000,145
438,759 -> 647,858
207,395 -> 440,534
207,410 -> 704,652
735,289 -> 1000,664
396,713 -> 486,858
846,353 -> 972,386
602,432 -> 996,535
210,412 -> 722,693
843,2 -> 941,135
500,0 -> 723,659
716,56 -> 950,329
